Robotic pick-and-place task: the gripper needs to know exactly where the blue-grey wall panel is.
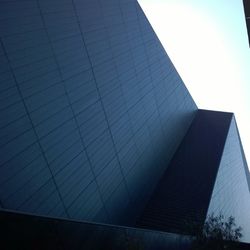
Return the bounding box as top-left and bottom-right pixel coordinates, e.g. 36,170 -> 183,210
0,0 -> 197,226
207,117 -> 250,243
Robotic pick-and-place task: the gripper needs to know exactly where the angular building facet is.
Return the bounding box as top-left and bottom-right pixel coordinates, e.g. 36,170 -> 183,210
243,0 -> 250,46
0,0 -> 250,247
207,116 -> 250,242
137,110 -> 250,242
137,110 -> 233,233
0,0 -> 197,226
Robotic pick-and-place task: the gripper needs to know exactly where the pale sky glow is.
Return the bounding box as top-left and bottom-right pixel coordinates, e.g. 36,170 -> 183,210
139,0 -> 250,169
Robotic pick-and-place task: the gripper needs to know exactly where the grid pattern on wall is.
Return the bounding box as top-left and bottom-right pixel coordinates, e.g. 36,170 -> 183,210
0,0 -> 197,224
207,117 -> 250,242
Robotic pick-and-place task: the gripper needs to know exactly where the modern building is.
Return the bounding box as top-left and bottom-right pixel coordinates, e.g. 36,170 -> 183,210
0,0 -> 250,248
243,0 -> 250,46
138,110 -> 250,242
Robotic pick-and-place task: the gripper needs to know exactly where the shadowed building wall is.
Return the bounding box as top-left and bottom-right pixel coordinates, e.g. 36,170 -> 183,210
243,0 -> 250,46
137,110 -> 250,242
0,0 -> 197,225
137,110 -> 233,232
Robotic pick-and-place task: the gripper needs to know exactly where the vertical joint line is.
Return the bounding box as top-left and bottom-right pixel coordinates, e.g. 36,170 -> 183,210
71,0 -> 133,205
1,35 -> 70,217
37,0 -> 111,221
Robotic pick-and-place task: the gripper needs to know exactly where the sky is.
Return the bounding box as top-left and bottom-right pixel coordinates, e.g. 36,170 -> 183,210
139,0 -> 250,168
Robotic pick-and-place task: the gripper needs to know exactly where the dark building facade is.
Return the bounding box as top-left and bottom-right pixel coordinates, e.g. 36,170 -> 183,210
243,0 -> 250,46
1,0 -> 250,247
0,0 -> 197,225
137,110 -> 250,242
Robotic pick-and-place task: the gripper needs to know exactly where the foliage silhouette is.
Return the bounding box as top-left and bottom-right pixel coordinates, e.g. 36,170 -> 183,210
186,213 -> 243,250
